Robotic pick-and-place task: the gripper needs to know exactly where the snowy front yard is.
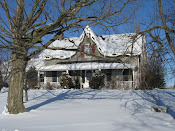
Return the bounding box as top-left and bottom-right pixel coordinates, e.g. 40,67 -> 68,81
0,88 -> 175,131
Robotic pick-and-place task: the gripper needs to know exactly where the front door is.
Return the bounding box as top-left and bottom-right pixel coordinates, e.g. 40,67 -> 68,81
81,70 -> 93,88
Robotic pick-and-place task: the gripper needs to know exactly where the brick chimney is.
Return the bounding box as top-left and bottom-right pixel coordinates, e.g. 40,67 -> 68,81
136,25 -> 140,34
59,32 -> 64,40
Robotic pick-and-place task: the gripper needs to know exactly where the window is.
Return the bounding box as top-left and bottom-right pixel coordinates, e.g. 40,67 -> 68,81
52,71 -> 57,82
81,43 -> 96,58
84,44 -> 92,58
123,69 -> 132,81
92,44 -> 96,54
52,77 -> 57,82
81,44 -> 92,58
52,71 -> 57,77
69,70 -> 80,76
86,70 -> 93,80
112,69 -> 122,76
40,74 -> 44,82
82,70 -> 85,83
81,45 -> 85,57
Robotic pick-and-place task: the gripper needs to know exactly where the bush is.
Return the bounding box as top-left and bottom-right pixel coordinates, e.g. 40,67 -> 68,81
45,82 -> 54,90
89,72 -> 105,89
139,56 -> 166,90
60,72 -> 74,89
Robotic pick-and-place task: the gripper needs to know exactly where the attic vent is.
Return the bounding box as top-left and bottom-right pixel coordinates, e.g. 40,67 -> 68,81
46,56 -> 50,59
100,36 -> 105,40
92,37 -> 95,40
60,56 -> 64,58
99,48 -> 101,50
112,53 -> 116,56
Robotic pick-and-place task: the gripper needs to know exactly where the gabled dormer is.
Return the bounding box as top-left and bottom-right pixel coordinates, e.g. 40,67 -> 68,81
80,34 -> 96,58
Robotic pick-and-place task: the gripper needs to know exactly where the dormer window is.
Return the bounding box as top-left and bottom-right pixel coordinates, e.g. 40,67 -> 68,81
81,43 -> 95,58
84,44 -> 92,58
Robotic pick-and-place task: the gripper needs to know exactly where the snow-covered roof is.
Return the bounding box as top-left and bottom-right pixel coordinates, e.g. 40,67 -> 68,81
39,62 -> 135,71
26,58 -> 45,71
39,37 -> 79,60
39,25 -> 145,60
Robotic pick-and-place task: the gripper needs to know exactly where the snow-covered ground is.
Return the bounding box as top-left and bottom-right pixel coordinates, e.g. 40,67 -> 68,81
0,88 -> 175,131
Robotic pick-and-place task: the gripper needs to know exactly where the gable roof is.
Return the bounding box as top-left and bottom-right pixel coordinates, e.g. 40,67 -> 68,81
39,25 -> 145,60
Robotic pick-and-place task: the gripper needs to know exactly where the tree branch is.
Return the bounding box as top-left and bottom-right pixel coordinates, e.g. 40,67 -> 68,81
0,25 -> 11,36
22,0 -> 47,32
27,34 -> 59,59
2,0 -> 14,31
158,0 -> 175,55
15,0 -> 24,27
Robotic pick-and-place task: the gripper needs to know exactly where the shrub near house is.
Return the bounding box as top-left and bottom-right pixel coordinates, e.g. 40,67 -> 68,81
89,72 -> 105,89
60,72 -> 74,89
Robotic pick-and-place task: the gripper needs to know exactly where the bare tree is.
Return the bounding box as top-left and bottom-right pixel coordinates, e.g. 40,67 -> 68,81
0,0 -> 137,114
137,0 -> 174,55
135,0 -> 175,87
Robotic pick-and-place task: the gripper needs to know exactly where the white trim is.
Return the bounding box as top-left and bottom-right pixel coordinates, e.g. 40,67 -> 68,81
38,71 -> 40,87
39,62 -> 135,71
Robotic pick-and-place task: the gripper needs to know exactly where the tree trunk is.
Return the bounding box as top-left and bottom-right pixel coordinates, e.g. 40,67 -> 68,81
7,53 -> 28,114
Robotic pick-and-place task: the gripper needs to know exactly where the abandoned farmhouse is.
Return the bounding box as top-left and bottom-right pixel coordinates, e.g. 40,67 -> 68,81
28,25 -> 146,89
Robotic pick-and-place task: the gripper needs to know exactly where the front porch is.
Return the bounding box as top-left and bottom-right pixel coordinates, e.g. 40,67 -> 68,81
38,62 -> 137,89
38,69 -> 135,89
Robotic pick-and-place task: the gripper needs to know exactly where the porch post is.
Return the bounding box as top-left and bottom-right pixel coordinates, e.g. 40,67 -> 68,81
85,70 -> 87,84
38,71 -> 40,87
80,70 -> 83,89
44,72 -> 46,84
133,70 -> 135,89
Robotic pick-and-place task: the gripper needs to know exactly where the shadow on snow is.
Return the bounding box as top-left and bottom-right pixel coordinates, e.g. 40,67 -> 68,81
26,89 -> 175,119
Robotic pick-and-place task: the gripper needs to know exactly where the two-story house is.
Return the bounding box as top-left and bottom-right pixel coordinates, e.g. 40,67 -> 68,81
29,25 -> 146,89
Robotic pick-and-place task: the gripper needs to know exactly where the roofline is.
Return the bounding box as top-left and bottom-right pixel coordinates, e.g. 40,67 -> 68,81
39,62 -> 135,71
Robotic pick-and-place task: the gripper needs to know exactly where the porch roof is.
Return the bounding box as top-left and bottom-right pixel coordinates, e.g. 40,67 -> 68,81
39,62 -> 135,71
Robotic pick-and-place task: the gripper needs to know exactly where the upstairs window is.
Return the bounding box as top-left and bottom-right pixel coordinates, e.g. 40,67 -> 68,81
81,43 -> 95,58
81,45 -> 85,57
84,44 -> 92,58
92,44 -> 96,54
